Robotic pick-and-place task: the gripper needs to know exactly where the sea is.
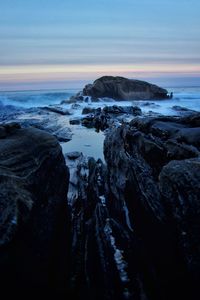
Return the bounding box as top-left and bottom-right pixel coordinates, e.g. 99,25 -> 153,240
0,86 -> 200,160
0,87 -> 200,112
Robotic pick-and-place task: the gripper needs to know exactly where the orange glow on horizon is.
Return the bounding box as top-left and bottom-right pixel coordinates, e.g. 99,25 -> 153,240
1,63 -> 200,75
0,64 -> 200,89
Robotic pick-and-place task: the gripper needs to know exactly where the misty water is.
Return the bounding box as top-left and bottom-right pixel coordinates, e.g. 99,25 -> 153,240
1,86 -> 200,160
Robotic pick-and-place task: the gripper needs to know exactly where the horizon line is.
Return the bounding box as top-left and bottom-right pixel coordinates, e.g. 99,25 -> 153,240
1,84 -> 200,93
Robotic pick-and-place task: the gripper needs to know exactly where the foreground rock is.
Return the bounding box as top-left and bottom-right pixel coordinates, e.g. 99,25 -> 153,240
1,104 -> 200,299
104,112 -> 200,299
74,76 -> 170,101
0,124 -> 70,296
65,153 -> 148,300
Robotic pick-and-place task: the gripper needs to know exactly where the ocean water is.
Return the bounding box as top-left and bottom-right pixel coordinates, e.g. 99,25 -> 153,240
61,126 -> 105,161
0,89 -> 78,108
0,86 -> 200,160
0,87 -> 200,113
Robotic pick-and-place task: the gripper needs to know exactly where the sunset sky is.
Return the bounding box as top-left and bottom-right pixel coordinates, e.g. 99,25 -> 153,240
0,0 -> 200,90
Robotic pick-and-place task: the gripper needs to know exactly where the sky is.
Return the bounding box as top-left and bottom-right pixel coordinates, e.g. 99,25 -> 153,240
0,0 -> 200,90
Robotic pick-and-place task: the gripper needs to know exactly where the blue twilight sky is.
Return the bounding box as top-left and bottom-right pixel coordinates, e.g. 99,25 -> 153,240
0,0 -> 200,90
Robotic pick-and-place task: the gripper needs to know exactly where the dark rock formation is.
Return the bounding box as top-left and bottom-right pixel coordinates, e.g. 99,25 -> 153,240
82,76 -> 169,100
69,118 -> 81,125
80,105 -> 141,131
82,105 -> 142,117
0,124 -> 70,296
65,153 -> 148,300
172,105 -> 197,115
160,158 -> 200,278
103,105 -> 142,116
1,103 -> 200,300
103,112 -> 200,299
81,111 -> 112,131
82,107 -> 96,114
56,113 -> 200,299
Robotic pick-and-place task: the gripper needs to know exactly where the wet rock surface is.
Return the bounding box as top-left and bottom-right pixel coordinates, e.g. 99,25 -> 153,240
103,112 -> 200,299
65,153 -> 146,300
0,105 -> 72,142
1,98 -> 200,299
0,124 -> 70,296
63,113 -> 200,300
71,105 -> 142,131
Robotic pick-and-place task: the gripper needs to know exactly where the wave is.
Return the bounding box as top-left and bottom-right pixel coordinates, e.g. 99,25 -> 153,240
174,94 -> 200,100
0,90 -> 76,108
0,88 -> 200,115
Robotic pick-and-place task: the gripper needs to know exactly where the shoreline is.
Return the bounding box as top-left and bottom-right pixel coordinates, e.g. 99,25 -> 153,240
0,79 -> 200,298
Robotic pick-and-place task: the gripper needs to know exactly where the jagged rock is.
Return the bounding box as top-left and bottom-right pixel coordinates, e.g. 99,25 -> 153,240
2,94 -> 200,299
103,113 -> 200,299
103,105 -> 142,116
164,139 -> 199,160
81,112 -> 111,131
81,114 -> 97,128
0,107 -> 72,142
81,105 -> 141,131
0,125 -> 70,296
82,107 -> 96,114
82,76 -> 169,100
159,158 -> 200,279
104,126 -> 165,225
65,154 -> 147,300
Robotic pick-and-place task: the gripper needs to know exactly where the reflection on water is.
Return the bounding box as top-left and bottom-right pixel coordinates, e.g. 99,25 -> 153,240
61,125 -> 105,162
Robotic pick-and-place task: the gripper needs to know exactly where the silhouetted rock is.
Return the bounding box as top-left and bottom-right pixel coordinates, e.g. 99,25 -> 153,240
0,124 -> 70,296
82,76 -> 169,100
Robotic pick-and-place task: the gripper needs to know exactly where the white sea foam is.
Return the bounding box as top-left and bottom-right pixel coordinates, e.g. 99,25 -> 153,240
61,87 -> 200,118
1,86 -> 200,114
